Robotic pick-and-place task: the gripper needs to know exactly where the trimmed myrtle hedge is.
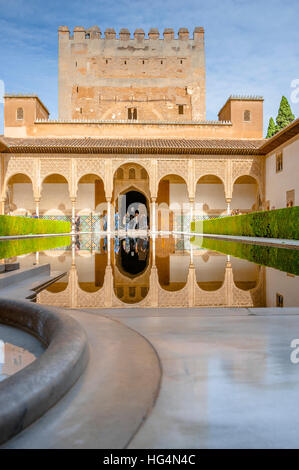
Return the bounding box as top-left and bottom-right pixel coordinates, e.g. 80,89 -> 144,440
191,206 -> 299,240
0,215 -> 71,236
191,236 -> 299,276
0,236 -> 71,259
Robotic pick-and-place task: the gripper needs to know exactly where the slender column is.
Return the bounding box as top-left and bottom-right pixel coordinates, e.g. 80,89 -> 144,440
1,198 -> 5,215
151,198 -> 157,233
107,198 -> 111,233
35,198 -> 40,218
189,197 -> 195,232
35,251 -> 39,264
71,198 -> 76,233
226,198 -> 231,216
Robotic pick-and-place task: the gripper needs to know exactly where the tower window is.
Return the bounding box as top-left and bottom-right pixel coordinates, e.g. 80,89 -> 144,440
244,110 -> 251,121
178,105 -> 184,115
161,60 -> 163,64
85,33 -> 90,39
128,108 -> 137,120
142,60 -> 145,64
276,152 -> 283,173
16,107 -> 24,120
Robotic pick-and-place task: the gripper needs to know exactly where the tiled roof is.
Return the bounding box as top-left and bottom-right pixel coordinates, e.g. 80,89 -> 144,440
0,137 -> 266,155
259,118 -> 299,154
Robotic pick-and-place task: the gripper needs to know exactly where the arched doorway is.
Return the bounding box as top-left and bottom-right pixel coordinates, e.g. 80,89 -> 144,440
157,174 -> 189,232
5,173 -> 34,216
231,175 -> 260,214
113,163 -> 150,230
40,174 -> 71,217
195,175 -> 226,217
77,174 -> 106,231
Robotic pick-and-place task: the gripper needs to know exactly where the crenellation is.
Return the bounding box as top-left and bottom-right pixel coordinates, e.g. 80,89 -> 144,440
119,28 -> 130,40
148,28 -> 159,40
178,28 -> 189,40
105,28 -> 116,39
163,28 -> 175,40
73,26 -> 85,41
134,28 -> 145,41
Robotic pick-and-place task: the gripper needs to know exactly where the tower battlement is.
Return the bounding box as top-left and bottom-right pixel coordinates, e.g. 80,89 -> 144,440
58,26 -> 206,122
58,26 -> 204,41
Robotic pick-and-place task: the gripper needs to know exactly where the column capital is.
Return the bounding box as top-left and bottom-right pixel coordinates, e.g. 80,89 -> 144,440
226,198 -> 232,203
106,197 -> 112,203
151,197 -> 157,203
70,198 -> 76,204
189,197 -> 195,203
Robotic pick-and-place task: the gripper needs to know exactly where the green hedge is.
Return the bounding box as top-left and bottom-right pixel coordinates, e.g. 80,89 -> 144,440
191,236 -> 299,276
0,236 -> 71,259
191,207 -> 299,240
0,215 -> 71,236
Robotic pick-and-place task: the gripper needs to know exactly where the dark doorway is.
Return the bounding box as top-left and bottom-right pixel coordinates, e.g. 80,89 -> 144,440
119,190 -> 149,229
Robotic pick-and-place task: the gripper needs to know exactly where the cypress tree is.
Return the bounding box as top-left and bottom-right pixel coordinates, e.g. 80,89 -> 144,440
275,96 -> 295,132
266,117 -> 276,138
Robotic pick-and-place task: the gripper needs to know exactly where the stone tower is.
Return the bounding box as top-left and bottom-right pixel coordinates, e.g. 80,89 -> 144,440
58,26 -> 206,121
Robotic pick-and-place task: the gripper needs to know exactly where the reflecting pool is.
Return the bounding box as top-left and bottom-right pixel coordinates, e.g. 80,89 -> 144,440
2,234 -> 298,309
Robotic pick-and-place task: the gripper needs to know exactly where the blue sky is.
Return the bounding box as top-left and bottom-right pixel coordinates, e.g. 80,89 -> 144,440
0,0 -> 298,135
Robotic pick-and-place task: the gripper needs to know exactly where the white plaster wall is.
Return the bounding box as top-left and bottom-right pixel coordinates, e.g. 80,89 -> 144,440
195,184 -> 226,209
265,267 -> 299,307
231,184 -> 257,210
76,183 -> 95,211
11,183 -> 35,212
169,255 -> 190,282
169,183 -> 188,206
40,184 -> 71,213
266,138 -> 299,209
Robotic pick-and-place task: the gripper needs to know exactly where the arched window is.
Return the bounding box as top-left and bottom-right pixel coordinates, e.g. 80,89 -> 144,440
129,168 -> 136,179
16,107 -> 24,120
116,168 -> 124,179
244,110 -> 251,121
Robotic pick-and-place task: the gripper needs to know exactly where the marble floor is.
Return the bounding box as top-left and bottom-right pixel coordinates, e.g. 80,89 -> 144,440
99,307 -> 299,449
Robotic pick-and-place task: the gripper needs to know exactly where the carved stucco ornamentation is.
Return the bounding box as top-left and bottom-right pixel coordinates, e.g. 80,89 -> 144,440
232,158 -> 264,193
40,158 -> 71,183
157,159 -> 189,186
76,158 -> 105,182
194,159 -> 227,197
4,157 -> 37,196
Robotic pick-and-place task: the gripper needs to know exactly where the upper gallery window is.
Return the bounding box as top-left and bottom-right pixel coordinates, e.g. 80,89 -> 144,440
16,107 -> 24,120
178,105 -> 184,115
128,108 -> 137,120
244,110 -> 251,121
276,152 -> 283,173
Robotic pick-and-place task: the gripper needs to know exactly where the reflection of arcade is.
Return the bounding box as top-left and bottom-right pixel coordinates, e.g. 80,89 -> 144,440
113,237 -> 150,303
